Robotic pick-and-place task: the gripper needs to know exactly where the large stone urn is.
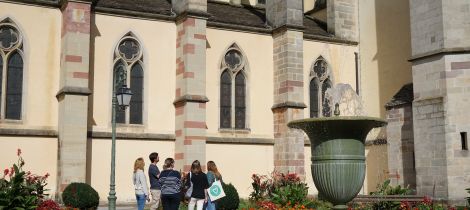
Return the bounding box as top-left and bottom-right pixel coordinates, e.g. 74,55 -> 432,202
288,116 -> 386,210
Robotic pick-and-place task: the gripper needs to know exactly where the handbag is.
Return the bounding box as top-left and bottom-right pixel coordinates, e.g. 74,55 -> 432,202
184,172 -> 193,199
208,178 -> 225,201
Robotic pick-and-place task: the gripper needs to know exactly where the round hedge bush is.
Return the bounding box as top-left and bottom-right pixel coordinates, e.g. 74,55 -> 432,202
62,182 -> 99,209
217,182 -> 240,210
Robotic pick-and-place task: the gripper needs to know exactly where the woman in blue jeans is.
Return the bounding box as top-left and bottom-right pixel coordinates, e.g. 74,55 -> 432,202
206,161 -> 222,210
133,157 -> 149,210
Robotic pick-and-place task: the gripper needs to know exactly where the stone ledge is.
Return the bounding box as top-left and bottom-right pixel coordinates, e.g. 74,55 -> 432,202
56,86 -> 92,99
89,131 -> 175,141
304,34 -> 358,46
271,101 -> 307,110
409,47 -> 470,62
175,10 -> 211,23
207,136 -> 274,145
0,0 -> 59,8
0,128 -> 57,137
94,6 -> 175,22
207,21 -> 271,34
173,94 -> 209,106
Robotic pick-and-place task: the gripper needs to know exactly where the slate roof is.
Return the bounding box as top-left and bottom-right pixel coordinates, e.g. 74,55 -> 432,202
207,1 -> 266,29
95,0 -> 173,16
6,0 -> 336,39
385,83 -> 414,109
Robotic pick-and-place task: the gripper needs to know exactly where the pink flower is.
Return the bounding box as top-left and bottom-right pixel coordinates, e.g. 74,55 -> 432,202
3,168 -> 8,176
8,166 -> 14,177
17,148 -> 21,156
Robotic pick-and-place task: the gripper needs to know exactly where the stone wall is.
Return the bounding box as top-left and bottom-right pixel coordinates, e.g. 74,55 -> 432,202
410,0 -> 470,204
387,105 -> 416,190
327,0 -> 358,41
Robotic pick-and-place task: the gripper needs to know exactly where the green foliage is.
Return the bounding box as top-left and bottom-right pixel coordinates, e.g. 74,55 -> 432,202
369,179 -> 412,210
0,149 -> 49,210
216,182 -> 239,210
270,174 -> 310,208
249,172 -> 323,209
307,198 -> 333,210
238,199 -> 258,209
62,182 -> 99,209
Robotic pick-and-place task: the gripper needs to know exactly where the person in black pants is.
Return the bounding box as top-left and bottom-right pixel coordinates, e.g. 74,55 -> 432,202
186,160 -> 209,210
159,158 -> 182,210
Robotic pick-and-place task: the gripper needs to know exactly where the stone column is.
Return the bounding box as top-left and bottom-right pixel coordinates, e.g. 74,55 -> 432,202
267,0 -> 306,178
385,85 -> 416,190
327,0 -> 358,41
172,0 -> 209,171
56,0 -> 92,195
410,0 -> 470,205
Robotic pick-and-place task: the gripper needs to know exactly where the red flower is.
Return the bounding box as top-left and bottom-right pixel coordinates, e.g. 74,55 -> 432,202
3,168 -> 8,176
17,148 -> 21,156
8,166 -> 14,177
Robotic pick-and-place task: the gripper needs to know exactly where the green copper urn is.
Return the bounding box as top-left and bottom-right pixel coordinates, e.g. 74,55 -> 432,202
288,116 -> 386,210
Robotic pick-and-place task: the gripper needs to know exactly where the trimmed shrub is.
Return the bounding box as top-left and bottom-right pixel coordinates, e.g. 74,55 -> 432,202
217,182 -> 239,210
62,182 -> 99,209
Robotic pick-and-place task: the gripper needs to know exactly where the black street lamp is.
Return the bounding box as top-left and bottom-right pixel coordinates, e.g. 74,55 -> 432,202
108,67 -> 132,210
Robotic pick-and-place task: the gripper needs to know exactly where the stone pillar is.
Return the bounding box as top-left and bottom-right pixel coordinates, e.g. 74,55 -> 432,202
410,0 -> 470,205
385,84 -> 416,190
267,0 -> 306,178
327,0 -> 358,41
56,0 -> 92,195
172,0 -> 209,171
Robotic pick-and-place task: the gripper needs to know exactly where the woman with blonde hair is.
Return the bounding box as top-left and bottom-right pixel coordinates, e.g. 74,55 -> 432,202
133,157 -> 149,210
159,158 -> 182,210
206,161 -> 222,210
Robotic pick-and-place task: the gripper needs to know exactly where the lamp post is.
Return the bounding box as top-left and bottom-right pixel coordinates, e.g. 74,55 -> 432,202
108,67 -> 132,210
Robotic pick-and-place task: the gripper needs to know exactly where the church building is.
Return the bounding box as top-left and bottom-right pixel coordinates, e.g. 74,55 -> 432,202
0,0 -> 468,205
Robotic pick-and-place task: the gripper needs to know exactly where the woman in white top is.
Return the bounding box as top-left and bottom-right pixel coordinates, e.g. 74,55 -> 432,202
133,157 -> 149,210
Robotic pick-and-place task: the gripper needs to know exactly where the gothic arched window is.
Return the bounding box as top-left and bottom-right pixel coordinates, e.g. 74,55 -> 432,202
310,57 -> 332,118
0,20 -> 23,120
220,44 -> 248,129
113,34 -> 144,125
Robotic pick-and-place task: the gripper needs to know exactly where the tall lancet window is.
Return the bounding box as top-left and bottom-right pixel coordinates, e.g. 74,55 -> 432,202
113,33 -> 144,124
310,56 -> 333,117
220,44 -> 248,129
0,19 -> 24,120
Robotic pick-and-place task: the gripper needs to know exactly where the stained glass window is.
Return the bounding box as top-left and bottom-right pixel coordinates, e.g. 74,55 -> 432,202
220,71 -> 231,128
235,73 -> 246,129
5,52 -> 23,120
0,22 -> 23,121
130,63 -> 143,124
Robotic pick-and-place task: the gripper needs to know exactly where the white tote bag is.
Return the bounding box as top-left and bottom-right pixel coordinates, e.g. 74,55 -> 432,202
208,178 -> 225,201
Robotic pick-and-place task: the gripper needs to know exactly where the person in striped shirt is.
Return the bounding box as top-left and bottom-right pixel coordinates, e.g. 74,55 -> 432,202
159,158 -> 182,210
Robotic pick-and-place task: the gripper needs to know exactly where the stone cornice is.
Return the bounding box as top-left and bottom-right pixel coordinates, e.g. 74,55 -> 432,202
173,95 -> 209,106
90,131 -> 175,141
174,10 -> 211,24
304,34 -> 359,46
0,0 -> 59,8
0,127 -> 57,137
271,24 -> 306,34
94,6 -> 176,22
271,102 -> 307,111
56,86 -> 92,99
409,47 -> 470,62
207,21 -> 271,34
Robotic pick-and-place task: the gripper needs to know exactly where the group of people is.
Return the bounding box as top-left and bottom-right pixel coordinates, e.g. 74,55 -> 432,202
133,152 -> 223,210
